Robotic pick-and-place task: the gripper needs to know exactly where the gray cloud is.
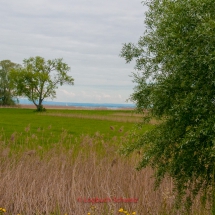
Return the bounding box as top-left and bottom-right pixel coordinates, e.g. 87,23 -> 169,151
0,0 -> 147,104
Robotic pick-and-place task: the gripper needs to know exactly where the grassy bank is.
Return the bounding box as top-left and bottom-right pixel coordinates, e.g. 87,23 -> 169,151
0,108 -> 153,153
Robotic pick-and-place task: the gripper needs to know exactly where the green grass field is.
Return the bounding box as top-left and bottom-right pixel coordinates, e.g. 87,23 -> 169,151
0,108 -> 148,137
0,107 -> 153,152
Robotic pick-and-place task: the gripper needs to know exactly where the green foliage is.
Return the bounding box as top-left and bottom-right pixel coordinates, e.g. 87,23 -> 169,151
10,56 -> 74,111
121,0 -> 215,209
0,60 -> 20,106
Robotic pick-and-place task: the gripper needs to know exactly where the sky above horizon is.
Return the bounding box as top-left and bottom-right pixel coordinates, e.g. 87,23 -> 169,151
1,0 -> 147,104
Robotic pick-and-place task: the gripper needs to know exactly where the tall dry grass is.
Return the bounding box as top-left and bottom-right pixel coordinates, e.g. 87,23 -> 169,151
0,133 -> 211,215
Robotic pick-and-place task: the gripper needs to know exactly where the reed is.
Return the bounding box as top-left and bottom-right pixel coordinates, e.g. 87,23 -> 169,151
0,131 -> 210,215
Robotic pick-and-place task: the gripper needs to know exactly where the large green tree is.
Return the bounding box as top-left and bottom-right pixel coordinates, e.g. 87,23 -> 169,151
121,0 -> 215,209
0,60 -> 20,106
11,56 -> 74,111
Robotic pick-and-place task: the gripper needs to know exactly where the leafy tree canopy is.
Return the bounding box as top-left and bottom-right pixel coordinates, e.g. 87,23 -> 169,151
11,56 -> 74,111
121,0 -> 215,209
0,60 -> 20,106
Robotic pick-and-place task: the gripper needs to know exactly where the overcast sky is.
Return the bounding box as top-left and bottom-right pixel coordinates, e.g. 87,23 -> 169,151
1,0 -> 147,104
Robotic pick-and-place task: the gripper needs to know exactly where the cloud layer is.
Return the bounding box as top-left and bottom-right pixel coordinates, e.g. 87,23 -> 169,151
1,0 -> 147,104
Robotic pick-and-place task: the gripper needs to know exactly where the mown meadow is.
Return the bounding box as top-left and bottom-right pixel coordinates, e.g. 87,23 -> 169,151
0,107 -> 211,214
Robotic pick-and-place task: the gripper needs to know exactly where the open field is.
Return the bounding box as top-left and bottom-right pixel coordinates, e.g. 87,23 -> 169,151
0,107 -> 152,151
0,107 -> 211,214
0,107 -> 144,135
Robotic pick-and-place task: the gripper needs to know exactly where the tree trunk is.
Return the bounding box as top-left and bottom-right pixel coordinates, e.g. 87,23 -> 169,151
36,98 -> 45,112
36,104 -> 44,112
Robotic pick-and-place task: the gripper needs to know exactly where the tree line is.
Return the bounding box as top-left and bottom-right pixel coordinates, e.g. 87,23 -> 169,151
0,56 -> 74,111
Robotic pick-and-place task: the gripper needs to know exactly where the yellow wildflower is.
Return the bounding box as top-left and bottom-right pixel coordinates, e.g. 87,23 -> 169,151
0,208 -> 6,213
132,212 -> 136,215
119,208 -> 124,212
